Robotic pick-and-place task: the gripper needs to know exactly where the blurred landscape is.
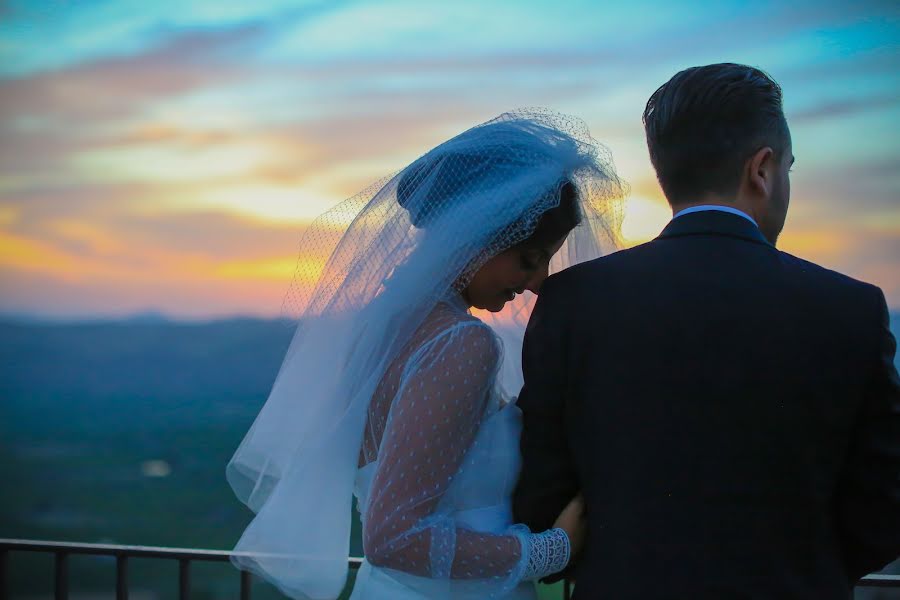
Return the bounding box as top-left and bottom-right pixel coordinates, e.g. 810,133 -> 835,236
0,318 -> 306,598
1,316 -> 898,599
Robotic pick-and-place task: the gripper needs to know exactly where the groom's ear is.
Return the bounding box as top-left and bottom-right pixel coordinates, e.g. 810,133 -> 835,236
746,146 -> 776,197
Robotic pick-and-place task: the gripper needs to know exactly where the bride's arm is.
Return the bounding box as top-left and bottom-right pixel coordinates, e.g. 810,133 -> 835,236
362,321 -> 568,587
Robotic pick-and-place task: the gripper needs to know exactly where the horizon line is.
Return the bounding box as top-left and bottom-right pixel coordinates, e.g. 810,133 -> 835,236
3,306 -> 900,326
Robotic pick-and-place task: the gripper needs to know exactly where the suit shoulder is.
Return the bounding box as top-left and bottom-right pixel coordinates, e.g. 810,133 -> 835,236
777,250 -> 881,300
544,242 -> 653,291
776,251 -> 889,335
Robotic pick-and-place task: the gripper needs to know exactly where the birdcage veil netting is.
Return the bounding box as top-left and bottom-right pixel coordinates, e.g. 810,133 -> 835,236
226,109 -> 626,599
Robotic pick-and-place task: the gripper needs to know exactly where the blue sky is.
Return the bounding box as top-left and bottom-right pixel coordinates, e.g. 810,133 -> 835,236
0,0 -> 897,317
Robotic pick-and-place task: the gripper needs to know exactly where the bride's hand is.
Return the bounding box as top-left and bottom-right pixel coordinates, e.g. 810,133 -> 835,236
553,493 -> 586,559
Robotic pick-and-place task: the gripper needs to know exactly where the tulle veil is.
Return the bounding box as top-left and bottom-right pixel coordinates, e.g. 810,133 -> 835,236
226,109 -> 626,599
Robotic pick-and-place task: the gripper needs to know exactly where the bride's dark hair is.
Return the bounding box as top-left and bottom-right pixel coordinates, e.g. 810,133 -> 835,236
397,148 -> 582,249
516,181 -> 581,248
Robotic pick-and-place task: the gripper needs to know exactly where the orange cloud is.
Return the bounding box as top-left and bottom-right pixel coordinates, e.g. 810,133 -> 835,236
0,204 -> 19,227
115,123 -> 241,147
0,231 -> 117,282
43,219 -> 127,257
0,207 -> 335,318
620,194 -> 671,245
778,228 -> 854,262
213,256 -> 321,283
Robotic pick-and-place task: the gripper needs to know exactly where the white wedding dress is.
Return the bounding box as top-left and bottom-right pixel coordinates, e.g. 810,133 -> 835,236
349,294 -> 551,600
226,111 -> 623,600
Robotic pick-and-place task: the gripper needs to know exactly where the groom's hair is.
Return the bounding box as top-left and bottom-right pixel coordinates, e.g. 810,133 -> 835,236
643,63 -> 789,207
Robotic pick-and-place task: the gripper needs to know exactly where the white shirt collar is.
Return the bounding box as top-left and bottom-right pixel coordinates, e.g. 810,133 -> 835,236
673,205 -> 758,227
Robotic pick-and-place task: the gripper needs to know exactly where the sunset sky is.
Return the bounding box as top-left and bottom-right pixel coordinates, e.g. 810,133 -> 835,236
1,0 -> 897,319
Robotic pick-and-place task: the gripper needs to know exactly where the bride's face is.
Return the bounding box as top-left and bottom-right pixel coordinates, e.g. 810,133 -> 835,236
463,235 -> 567,312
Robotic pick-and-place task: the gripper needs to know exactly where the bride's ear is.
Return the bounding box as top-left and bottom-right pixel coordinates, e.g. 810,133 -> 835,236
747,146 -> 775,197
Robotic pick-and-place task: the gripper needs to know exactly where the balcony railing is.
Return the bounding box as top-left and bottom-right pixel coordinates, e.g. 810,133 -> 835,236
1,538 -> 898,600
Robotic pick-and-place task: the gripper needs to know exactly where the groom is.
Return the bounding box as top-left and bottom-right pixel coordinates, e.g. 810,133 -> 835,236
513,63 -> 900,599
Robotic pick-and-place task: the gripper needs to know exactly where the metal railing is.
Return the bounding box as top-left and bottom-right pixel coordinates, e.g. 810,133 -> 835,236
1,538 -> 897,599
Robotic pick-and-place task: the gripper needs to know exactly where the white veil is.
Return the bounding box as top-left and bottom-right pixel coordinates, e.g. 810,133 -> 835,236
226,109 -> 626,599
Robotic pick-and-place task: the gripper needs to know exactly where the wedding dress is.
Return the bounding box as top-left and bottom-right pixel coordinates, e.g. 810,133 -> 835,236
349,293 -> 561,599
226,110 -> 625,600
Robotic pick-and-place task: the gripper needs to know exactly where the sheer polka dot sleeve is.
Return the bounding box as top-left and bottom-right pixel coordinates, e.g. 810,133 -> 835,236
360,321 -> 566,594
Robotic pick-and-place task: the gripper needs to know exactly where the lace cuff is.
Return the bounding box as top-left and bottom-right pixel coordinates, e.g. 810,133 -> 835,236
520,528 -> 571,580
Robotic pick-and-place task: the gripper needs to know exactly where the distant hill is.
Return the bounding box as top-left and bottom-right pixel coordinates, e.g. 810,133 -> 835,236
0,318 -> 295,436
0,318 -> 303,598
2,313 -> 896,434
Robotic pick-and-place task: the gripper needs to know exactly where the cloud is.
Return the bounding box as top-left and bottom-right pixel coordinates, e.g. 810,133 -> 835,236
790,93 -> 900,124
1,0 -> 897,316
3,186 -> 305,259
0,203 -> 319,318
790,158 -> 900,221
780,224 -> 900,304
0,0 -> 332,77
0,25 -> 261,124
0,265 -> 287,319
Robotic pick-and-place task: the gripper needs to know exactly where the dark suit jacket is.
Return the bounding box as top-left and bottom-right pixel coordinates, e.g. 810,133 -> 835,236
513,211 -> 900,599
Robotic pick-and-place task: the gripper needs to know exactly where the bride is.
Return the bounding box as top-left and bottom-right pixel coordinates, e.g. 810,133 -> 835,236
226,110 -> 626,599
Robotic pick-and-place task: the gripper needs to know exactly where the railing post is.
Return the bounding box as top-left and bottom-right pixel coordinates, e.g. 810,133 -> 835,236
116,555 -> 128,600
240,570 -> 252,600
179,558 -> 191,600
0,549 -> 7,600
54,551 -> 68,600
